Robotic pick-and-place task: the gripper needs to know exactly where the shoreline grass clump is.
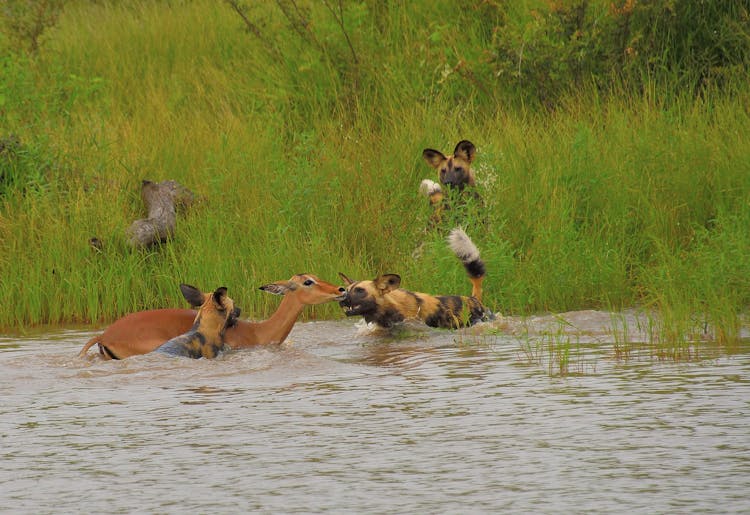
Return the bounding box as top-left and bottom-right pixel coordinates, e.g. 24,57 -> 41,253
0,0 -> 748,350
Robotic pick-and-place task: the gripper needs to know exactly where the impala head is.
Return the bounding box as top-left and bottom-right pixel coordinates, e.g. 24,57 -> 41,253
180,283 -> 241,328
422,140 -> 476,190
337,272 -> 401,317
259,273 -> 346,305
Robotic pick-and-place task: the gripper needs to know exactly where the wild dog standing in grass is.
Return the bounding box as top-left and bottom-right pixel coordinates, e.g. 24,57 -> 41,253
153,286 -> 236,359
420,140 -> 482,228
339,228 -> 493,329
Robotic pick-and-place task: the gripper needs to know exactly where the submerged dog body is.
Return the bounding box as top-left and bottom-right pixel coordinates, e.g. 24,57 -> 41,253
153,286 -> 235,359
339,228 -> 493,329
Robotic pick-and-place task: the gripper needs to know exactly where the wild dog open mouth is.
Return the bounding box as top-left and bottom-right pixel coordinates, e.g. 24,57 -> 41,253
339,301 -> 363,316
344,305 -> 361,315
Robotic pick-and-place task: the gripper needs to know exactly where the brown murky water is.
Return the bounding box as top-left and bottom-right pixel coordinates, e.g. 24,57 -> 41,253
2,312 -> 749,513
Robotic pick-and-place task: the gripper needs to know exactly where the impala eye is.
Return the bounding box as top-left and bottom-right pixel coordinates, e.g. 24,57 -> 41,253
303,279 -> 314,286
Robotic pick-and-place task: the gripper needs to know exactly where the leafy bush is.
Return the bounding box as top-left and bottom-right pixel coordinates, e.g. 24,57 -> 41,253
485,0 -> 750,107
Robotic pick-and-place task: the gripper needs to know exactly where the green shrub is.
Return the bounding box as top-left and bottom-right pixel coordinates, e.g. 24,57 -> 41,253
484,0 -> 750,107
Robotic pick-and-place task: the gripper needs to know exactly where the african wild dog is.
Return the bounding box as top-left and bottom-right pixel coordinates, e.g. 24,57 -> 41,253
420,140 -> 481,227
339,228 -> 493,329
153,286 -> 236,359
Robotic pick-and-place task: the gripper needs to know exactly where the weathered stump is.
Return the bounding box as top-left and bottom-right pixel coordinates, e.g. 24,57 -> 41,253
126,179 -> 194,248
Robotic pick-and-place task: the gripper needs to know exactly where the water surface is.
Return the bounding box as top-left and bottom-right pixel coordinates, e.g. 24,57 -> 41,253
1,313 -> 749,513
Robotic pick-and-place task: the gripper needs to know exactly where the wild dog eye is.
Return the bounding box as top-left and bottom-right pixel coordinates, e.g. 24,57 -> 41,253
303,279 -> 314,286
354,287 -> 365,294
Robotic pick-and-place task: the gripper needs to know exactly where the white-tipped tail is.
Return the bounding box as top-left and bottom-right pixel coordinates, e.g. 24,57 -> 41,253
448,227 -> 480,263
448,227 -> 486,298
419,179 -> 442,197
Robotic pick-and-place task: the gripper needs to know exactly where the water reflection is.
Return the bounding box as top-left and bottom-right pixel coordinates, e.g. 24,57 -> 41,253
0,317 -> 749,513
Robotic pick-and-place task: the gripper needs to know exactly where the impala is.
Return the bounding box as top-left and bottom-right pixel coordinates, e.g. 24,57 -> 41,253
78,274 -> 346,359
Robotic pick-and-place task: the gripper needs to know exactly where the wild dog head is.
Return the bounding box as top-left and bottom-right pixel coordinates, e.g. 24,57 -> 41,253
259,273 -> 347,304
154,285 -> 237,358
338,273 -> 406,328
188,286 -> 236,338
422,140 -> 477,191
181,283 -> 241,329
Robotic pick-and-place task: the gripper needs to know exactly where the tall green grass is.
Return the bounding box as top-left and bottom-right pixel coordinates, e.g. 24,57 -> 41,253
0,0 -> 748,346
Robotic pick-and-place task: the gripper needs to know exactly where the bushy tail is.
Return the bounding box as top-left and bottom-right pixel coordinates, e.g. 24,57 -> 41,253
447,227 -> 486,301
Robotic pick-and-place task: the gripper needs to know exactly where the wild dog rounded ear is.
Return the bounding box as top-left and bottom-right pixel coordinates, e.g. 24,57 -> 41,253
180,283 -> 206,308
375,274 -> 401,293
453,140 -> 476,162
213,287 -> 228,307
422,148 -> 446,168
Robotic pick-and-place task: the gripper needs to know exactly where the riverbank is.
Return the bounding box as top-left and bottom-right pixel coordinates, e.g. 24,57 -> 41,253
1,1 -> 748,345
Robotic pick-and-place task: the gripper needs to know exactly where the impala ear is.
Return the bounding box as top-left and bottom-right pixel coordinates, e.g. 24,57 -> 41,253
453,140 -> 476,162
338,272 -> 355,286
180,283 -> 206,308
259,281 -> 293,296
422,148 -> 446,168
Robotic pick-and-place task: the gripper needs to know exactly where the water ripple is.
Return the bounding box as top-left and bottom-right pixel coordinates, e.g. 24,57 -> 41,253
0,320 -> 748,513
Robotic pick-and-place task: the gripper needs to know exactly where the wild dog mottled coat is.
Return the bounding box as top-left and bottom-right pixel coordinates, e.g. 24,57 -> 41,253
339,228 -> 492,329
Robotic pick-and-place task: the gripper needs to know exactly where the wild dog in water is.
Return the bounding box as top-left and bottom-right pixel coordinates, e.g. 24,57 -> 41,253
339,228 -> 493,329
153,286 -> 236,359
420,140 -> 481,227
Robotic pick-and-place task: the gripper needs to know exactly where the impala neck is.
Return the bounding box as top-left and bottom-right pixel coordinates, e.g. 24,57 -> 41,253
251,292 -> 306,344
